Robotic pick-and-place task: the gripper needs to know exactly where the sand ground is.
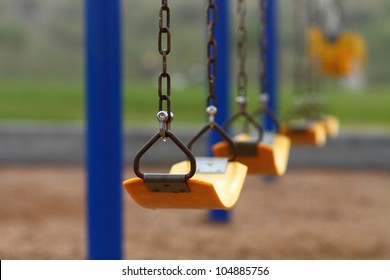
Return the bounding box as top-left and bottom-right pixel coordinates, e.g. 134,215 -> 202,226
0,166 -> 389,260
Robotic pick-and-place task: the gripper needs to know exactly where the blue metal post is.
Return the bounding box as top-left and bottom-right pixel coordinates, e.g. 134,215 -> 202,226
86,0 -> 123,259
264,0 -> 279,131
208,0 -> 232,222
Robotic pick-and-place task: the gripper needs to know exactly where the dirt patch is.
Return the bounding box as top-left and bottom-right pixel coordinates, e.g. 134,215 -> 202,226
0,166 -> 389,259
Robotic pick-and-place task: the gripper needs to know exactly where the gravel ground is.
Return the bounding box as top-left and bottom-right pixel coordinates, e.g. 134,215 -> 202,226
0,166 -> 389,260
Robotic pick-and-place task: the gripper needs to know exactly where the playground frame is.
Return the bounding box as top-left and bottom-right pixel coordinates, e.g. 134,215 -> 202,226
85,0 -> 278,260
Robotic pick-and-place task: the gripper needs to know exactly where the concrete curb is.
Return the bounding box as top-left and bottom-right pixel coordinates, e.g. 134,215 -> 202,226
1,124 -> 389,168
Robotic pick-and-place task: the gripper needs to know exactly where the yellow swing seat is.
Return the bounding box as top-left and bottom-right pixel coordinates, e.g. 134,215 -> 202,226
123,123 -> 248,210
212,133 -> 290,175
124,158 -> 247,210
308,27 -> 366,77
280,120 -> 326,147
321,115 -> 339,138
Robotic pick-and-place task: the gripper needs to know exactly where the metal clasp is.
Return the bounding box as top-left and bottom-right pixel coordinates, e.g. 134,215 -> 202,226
206,106 -> 217,128
235,96 -> 247,113
157,111 -> 173,141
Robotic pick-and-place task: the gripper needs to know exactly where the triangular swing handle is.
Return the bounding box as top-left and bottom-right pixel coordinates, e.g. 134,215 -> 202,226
249,107 -> 280,133
187,123 -> 237,162
223,110 -> 264,143
133,130 -> 196,180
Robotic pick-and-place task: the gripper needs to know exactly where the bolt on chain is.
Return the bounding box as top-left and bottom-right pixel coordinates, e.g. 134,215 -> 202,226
236,0 -> 248,109
206,0 -> 218,109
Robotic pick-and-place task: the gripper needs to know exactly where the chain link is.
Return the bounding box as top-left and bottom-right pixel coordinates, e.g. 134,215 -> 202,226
293,0 -> 307,102
309,0 -> 325,117
158,0 -> 172,121
206,0 -> 218,108
292,0 -> 321,119
236,0 -> 248,103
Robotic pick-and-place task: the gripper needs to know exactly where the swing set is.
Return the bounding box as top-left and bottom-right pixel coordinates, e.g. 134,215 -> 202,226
124,0 -> 248,210
308,0 -> 366,78
212,0 -> 290,175
124,0 -> 365,209
86,0 -> 365,259
124,0 -> 296,209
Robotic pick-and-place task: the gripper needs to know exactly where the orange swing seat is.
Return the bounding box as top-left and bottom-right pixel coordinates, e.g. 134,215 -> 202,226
123,125 -> 248,210
280,120 -> 327,147
124,158 -> 247,210
212,133 -> 290,175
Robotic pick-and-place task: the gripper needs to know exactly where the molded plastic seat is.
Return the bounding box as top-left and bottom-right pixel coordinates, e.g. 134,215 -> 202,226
280,121 -> 326,147
321,115 -> 339,138
123,160 -> 247,209
212,133 -> 290,175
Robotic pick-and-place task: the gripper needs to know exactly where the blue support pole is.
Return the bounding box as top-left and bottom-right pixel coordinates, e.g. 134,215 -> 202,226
86,0 -> 123,259
264,0 -> 279,131
208,0 -> 232,222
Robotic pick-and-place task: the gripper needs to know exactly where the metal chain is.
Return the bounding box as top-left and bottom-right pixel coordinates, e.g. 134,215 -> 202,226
158,0 -> 172,122
292,0 -> 321,119
306,0 -> 323,117
309,0 -> 325,118
309,0 -> 322,100
259,0 -> 268,104
305,0 -> 314,99
206,0 -> 218,109
322,0 -> 345,40
293,0 -> 307,104
236,0 -> 248,109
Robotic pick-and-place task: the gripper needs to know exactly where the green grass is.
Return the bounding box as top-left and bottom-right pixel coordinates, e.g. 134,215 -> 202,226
0,80 -> 84,122
0,80 -> 390,128
279,87 -> 390,127
124,83 -> 205,125
326,88 -> 390,127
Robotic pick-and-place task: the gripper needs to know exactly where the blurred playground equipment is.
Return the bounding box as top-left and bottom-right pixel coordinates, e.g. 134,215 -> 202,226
212,0 -> 290,175
308,27 -> 366,77
279,0 -> 368,146
84,0 -> 372,260
123,0 -> 247,210
307,0 -> 366,77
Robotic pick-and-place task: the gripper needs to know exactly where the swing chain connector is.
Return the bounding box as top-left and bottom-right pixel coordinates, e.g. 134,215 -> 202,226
235,96 -> 247,113
206,105 -> 217,127
259,92 -> 269,106
157,110 -> 173,140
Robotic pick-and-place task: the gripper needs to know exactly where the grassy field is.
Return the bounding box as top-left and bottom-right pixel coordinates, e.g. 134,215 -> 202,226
0,80 -> 390,128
